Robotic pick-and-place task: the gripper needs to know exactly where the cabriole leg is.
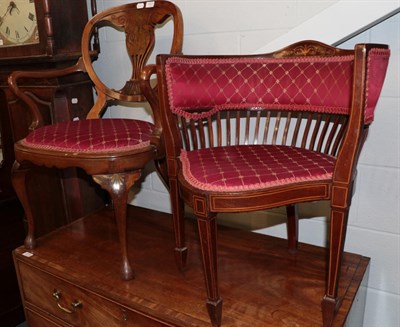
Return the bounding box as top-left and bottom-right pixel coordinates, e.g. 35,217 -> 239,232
93,171 -> 141,281
12,161 -> 36,249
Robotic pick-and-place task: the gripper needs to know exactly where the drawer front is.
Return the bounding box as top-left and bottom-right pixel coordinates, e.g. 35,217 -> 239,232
25,307 -> 71,327
17,260 -> 169,326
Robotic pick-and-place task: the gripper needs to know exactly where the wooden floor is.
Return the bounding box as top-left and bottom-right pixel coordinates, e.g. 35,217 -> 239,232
14,206 -> 369,326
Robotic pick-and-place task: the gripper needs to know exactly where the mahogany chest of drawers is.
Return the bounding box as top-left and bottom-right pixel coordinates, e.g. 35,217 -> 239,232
13,206 -> 369,326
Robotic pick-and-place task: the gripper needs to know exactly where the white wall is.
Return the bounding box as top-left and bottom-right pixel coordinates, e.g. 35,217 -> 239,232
336,16 -> 399,327
92,1 -> 399,326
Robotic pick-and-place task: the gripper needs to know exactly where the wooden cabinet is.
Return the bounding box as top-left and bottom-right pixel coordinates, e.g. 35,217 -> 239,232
14,206 -> 369,327
0,199 -> 25,326
17,260 -> 166,326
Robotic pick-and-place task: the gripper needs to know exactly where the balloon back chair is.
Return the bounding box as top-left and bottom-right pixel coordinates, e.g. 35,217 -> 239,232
9,0 -> 183,281
154,41 -> 390,326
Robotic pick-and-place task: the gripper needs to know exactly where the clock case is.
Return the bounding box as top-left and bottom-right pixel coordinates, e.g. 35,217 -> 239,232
0,0 -> 95,61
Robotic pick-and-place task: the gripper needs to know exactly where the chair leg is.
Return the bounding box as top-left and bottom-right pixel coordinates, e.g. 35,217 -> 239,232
321,207 -> 349,327
169,177 -> 187,269
92,171 -> 141,281
154,156 -> 187,268
154,157 -> 169,188
11,161 -> 36,249
286,204 -> 299,254
197,214 -> 223,327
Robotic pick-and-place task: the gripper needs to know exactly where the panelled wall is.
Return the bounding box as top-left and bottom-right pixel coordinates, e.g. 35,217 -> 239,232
92,1 -> 399,326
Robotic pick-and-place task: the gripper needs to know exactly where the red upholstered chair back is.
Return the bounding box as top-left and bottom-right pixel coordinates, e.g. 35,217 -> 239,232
158,42 -> 389,159
166,56 -> 354,116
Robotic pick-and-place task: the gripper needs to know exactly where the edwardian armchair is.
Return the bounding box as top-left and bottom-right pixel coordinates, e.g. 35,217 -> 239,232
9,1 -> 183,280
154,41 -> 390,326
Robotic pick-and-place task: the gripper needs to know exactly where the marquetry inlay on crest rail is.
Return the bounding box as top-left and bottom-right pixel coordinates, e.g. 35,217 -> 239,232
273,44 -> 344,58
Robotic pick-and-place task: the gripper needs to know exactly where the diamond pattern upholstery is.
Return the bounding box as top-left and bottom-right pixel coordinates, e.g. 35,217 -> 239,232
165,50 -> 390,124
22,118 -> 153,153
180,145 -> 335,192
166,56 -> 354,118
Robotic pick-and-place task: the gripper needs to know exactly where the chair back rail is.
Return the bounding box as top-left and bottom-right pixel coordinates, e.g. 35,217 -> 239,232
177,110 -> 348,156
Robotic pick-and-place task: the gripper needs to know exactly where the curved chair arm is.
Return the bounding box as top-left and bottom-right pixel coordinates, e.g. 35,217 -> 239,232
332,44 -> 389,191
8,58 -> 87,131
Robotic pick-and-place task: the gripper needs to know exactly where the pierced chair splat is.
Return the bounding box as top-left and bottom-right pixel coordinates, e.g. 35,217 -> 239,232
156,41 -> 390,326
9,0 -> 183,281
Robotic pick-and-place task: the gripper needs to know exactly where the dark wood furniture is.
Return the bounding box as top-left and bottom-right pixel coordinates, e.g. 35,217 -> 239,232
9,0 -> 184,281
13,205 -> 370,326
0,2 -> 100,325
154,41 -> 390,326
0,198 -> 25,326
0,0 -> 97,58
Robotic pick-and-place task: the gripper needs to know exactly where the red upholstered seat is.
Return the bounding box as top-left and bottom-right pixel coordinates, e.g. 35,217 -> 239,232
22,118 -> 153,153
180,145 -> 335,192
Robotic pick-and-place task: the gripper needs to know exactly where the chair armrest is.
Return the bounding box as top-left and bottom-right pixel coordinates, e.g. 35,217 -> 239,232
140,63 -> 157,106
332,44 -> 389,191
8,58 -> 87,131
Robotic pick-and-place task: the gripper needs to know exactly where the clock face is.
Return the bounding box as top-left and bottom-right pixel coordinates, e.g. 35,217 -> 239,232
0,0 -> 39,46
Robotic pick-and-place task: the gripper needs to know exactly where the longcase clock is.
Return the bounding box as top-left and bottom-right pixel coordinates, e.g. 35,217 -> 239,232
0,0 -> 96,60
0,0 -> 39,47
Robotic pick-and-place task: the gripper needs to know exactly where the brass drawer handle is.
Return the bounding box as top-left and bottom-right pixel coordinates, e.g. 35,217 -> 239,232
52,289 -> 82,314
